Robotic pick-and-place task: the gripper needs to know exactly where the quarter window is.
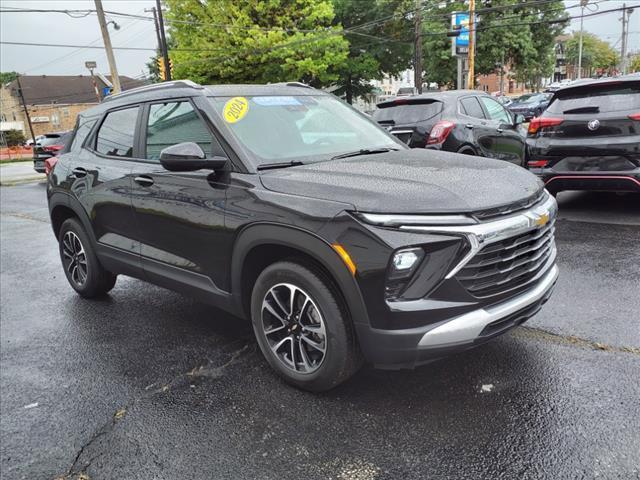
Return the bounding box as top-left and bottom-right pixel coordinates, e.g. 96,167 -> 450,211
480,97 -> 511,124
145,101 -> 218,161
460,97 -> 485,119
95,107 -> 139,157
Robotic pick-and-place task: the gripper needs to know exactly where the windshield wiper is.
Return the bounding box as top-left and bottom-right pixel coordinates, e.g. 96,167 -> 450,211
257,160 -> 304,171
563,106 -> 600,114
331,147 -> 398,160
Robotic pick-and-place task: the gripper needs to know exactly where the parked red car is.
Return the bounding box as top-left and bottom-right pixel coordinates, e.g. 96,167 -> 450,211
32,131 -> 72,174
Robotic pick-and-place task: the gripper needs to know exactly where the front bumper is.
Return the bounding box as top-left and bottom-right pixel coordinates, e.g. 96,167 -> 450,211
350,193 -> 559,369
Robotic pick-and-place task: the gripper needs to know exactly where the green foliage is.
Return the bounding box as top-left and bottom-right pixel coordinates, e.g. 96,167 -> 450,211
331,0 -> 412,103
164,0 -> 349,86
0,72 -> 19,85
565,32 -> 619,74
3,130 -> 26,147
475,0 -> 567,90
630,55 -> 640,73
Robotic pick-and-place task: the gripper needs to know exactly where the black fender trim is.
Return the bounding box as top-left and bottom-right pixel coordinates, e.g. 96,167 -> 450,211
230,223 -> 370,329
48,192 -> 97,244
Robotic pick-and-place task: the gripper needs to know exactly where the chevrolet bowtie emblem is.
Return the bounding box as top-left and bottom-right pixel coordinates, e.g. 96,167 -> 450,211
535,213 -> 549,227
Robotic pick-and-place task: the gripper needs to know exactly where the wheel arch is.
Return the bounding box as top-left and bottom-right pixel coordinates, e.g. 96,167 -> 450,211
49,193 -> 97,245
230,223 -> 370,328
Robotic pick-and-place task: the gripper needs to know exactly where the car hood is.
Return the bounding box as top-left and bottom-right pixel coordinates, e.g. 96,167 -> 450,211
259,149 -> 543,214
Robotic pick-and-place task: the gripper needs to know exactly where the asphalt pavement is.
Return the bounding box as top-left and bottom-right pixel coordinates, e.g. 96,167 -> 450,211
1,183 -> 639,480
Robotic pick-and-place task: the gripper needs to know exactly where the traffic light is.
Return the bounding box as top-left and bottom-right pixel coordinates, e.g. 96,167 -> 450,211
156,57 -> 174,81
157,57 -> 167,81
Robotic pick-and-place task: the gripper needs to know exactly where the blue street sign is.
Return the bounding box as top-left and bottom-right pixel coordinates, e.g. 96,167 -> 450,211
455,13 -> 470,48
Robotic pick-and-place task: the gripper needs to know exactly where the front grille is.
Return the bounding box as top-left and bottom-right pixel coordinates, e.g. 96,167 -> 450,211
455,219 -> 556,298
473,190 -> 545,220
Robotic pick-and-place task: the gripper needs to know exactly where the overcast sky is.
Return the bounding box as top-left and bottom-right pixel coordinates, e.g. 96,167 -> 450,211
0,0 -> 638,78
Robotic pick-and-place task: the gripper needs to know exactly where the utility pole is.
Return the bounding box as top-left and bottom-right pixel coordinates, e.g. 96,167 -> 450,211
499,51 -> 505,95
15,75 -> 36,145
94,0 -> 121,94
620,4 -> 634,75
577,0 -> 588,79
413,0 -> 422,94
467,0 -> 475,89
145,7 -> 164,53
156,0 -> 172,81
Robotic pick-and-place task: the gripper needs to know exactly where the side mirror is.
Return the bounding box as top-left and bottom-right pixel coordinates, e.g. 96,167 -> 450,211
514,114 -> 525,125
159,142 -> 227,172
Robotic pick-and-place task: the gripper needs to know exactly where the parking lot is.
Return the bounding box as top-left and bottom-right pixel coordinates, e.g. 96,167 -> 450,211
1,182 -> 639,480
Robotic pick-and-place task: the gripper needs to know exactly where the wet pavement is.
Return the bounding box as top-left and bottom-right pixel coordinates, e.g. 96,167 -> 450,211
1,184 -> 639,480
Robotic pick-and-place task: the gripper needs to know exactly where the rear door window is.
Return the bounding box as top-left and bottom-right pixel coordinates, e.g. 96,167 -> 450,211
460,97 -> 486,119
95,107 -> 139,158
373,101 -> 443,124
546,82 -> 640,114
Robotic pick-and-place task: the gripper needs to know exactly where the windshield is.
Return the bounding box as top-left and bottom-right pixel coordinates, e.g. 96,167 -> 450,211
546,82 -> 640,114
517,94 -> 549,104
208,94 -> 404,167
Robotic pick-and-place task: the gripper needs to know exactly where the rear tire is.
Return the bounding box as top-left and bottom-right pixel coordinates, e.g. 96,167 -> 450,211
250,260 -> 361,391
58,218 -> 117,298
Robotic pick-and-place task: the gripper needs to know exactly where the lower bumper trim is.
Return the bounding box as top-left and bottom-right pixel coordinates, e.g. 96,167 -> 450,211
418,264 -> 559,348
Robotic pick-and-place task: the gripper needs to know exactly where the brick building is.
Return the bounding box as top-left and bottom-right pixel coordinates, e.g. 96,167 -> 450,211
0,75 -> 146,137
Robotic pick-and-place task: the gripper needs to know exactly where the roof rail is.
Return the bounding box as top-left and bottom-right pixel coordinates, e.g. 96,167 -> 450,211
103,80 -> 204,102
270,81 -> 313,89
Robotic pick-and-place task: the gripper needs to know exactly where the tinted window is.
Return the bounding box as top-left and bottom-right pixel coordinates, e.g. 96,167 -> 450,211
39,135 -> 62,146
146,101 -> 219,161
460,97 -> 485,119
480,97 -> 511,123
70,119 -> 97,151
96,107 -> 139,157
546,82 -> 640,114
373,101 -> 443,124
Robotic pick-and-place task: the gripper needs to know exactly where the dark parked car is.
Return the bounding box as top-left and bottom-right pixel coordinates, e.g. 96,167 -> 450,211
372,91 -> 527,165
33,131 -> 72,173
48,81 -> 558,391
507,93 -> 552,121
526,76 -> 640,194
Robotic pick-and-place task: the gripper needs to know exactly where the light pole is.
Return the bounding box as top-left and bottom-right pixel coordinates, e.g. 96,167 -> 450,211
94,0 -> 121,94
577,0 -> 588,79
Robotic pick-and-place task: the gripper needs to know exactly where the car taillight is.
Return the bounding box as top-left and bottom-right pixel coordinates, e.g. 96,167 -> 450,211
528,160 -> 549,168
43,145 -> 63,153
629,113 -> 640,121
528,117 -> 563,135
427,121 -> 455,145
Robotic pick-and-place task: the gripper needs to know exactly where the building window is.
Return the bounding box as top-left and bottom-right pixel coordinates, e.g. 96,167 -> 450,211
62,108 -> 70,117
51,113 -> 60,126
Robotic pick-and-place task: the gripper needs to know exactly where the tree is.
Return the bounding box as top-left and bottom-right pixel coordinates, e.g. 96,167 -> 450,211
475,0 -> 567,90
565,32 -> 619,76
630,54 -> 640,73
330,0 -> 412,103
0,72 -> 19,85
3,130 -> 26,147
164,0 -> 348,86
421,1 -> 466,89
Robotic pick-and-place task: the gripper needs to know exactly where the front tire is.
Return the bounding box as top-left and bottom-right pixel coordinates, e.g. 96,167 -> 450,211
250,261 -> 361,391
58,218 -> 117,298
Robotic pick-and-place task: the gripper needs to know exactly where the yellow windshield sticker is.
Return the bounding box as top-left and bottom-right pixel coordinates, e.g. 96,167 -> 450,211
223,97 -> 249,123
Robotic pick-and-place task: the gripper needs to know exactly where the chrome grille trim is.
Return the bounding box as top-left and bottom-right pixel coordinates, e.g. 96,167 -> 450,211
398,192 -> 558,280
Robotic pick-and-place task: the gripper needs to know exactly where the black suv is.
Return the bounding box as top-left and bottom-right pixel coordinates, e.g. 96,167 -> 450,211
48,81 -> 558,391
373,90 -> 526,166
526,76 -> 640,194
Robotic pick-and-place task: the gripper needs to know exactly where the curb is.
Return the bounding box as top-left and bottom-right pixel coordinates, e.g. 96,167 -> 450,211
0,177 -> 47,187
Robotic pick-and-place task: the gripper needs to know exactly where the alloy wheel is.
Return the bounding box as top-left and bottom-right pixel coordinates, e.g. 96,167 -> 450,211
261,283 -> 327,374
61,231 -> 88,287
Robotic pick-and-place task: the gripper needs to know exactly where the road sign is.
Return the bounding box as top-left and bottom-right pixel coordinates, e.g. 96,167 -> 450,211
451,12 -> 471,57
85,61 -> 97,70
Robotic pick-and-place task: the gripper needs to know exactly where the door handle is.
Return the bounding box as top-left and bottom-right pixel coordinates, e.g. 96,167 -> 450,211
465,124 -> 474,129
72,167 -> 87,177
497,128 -> 504,133
134,176 -> 154,187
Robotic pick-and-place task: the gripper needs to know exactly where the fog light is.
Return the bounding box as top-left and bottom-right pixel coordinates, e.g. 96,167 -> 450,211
394,250 -> 420,270
389,247 -> 424,281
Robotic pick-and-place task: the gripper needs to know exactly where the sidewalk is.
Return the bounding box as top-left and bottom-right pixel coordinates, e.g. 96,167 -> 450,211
0,161 -> 45,186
